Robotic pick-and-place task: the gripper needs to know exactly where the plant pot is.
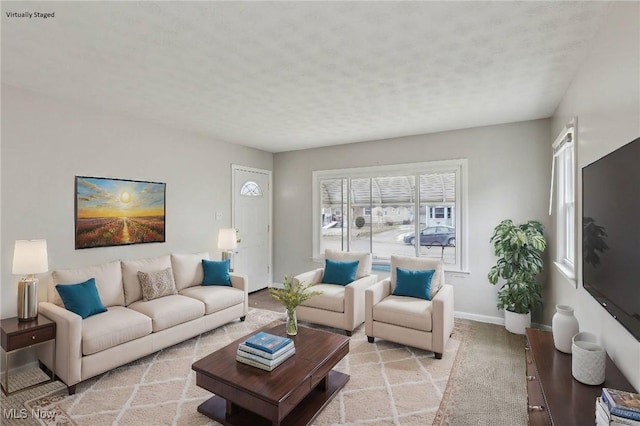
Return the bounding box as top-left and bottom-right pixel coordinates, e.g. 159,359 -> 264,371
504,310 -> 531,335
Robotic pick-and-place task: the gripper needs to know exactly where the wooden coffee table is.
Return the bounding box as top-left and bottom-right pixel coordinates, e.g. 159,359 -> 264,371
192,324 -> 350,426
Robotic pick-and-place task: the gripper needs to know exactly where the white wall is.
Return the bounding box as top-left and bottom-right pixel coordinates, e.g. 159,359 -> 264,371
0,85 -> 273,319
273,119 -> 552,324
548,3 -> 640,391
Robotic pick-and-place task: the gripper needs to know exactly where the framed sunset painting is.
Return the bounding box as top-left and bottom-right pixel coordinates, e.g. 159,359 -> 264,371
75,176 -> 166,249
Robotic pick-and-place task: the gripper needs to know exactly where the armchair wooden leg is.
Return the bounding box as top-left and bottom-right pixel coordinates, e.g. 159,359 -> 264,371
345,330 -> 352,336
434,352 -> 443,359
367,336 -> 375,343
239,316 -> 246,322
67,385 -> 77,395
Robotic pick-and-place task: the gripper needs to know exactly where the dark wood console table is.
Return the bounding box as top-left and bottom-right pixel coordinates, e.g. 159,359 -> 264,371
525,328 -> 636,426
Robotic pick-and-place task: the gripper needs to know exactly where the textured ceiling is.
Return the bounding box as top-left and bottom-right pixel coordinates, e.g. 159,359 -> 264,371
1,1 -> 610,153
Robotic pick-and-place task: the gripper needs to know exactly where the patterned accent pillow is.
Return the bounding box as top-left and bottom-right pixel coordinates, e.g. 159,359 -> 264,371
137,267 -> 178,301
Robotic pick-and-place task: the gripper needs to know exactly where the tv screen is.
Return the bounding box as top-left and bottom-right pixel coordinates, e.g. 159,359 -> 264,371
582,137 -> 640,340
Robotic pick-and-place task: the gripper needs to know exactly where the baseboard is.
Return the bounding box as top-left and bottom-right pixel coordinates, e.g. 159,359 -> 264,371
454,311 -> 504,325
454,311 -> 552,331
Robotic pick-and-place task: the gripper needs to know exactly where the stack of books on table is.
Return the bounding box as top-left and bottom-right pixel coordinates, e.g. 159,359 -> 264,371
236,331 -> 295,372
596,388 -> 640,426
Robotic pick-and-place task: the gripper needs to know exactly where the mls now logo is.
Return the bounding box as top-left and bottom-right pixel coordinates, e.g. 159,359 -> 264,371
3,408 -> 28,419
3,408 -> 55,419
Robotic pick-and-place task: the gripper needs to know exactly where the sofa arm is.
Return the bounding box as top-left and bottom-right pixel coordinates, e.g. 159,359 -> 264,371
37,302 -> 83,387
229,273 -> 249,316
344,275 -> 378,332
293,268 -> 323,286
365,279 -> 392,336
431,284 -> 455,356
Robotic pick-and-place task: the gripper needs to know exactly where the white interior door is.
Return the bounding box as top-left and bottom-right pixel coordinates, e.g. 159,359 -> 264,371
232,166 -> 271,292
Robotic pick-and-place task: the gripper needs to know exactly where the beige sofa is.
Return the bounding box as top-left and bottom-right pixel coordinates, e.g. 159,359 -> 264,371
37,252 -> 248,394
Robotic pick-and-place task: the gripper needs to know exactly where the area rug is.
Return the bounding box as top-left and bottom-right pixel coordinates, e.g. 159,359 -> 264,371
25,308 -> 463,425
433,320 -> 527,426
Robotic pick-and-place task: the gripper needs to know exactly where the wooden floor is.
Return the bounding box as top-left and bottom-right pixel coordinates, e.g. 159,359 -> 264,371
248,288 -> 284,313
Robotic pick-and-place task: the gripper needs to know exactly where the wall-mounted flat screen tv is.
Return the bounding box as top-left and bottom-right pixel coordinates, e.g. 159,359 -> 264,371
582,137 -> 639,340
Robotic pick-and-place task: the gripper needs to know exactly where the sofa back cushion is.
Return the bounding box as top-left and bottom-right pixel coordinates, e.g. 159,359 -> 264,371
170,252 -> 209,291
121,255 -> 172,305
390,255 -> 444,299
52,260 -> 124,307
325,249 -> 372,279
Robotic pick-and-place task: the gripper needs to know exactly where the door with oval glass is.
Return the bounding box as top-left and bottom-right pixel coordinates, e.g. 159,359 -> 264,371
232,165 -> 271,292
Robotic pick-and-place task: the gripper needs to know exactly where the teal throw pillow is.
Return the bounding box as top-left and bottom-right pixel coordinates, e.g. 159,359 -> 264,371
322,259 -> 359,285
202,259 -> 232,286
393,267 -> 436,300
56,278 -> 108,319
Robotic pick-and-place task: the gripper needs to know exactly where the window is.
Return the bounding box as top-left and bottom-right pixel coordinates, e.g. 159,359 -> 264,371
240,181 -> 263,197
550,119 -> 576,282
313,159 -> 468,271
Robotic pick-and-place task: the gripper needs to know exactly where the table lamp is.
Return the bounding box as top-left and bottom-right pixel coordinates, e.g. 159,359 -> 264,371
12,239 -> 48,322
217,228 -> 238,261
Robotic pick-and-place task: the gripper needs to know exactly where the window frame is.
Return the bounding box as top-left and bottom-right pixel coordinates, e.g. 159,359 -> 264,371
552,119 -> 577,284
312,159 -> 469,272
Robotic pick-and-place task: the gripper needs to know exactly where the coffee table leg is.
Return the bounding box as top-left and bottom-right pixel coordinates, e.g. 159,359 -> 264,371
226,399 -> 239,415
316,375 -> 328,391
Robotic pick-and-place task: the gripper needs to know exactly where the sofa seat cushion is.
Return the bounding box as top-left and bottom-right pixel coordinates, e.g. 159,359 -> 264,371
299,284 -> 345,313
82,306 -> 152,356
128,295 -> 204,332
373,295 -> 433,332
179,286 -> 244,315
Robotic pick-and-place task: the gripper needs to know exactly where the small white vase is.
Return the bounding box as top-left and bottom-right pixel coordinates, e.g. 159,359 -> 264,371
504,310 -> 531,335
552,304 -> 579,353
572,332 -> 605,385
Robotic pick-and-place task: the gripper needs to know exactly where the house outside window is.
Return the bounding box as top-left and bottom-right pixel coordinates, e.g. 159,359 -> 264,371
551,119 -> 576,283
313,159 -> 468,272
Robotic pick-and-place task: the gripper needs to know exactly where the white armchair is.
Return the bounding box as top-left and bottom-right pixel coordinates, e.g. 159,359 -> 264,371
293,250 -> 378,336
365,256 -> 454,359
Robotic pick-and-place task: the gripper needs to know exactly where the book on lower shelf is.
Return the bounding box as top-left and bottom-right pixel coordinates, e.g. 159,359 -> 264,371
601,388 -> 640,422
597,396 -> 640,426
244,331 -> 292,354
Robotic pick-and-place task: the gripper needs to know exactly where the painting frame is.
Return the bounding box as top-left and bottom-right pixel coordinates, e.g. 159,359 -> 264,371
75,176 -> 166,249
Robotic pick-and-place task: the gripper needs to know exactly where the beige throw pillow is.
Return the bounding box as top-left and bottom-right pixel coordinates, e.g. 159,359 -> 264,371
137,267 -> 177,301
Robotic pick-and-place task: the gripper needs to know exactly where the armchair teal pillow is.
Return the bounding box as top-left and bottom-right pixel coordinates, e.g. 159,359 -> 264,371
202,259 -> 232,286
392,267 -> 436,300
55,278 -> 108,319
322,259 -> 359,285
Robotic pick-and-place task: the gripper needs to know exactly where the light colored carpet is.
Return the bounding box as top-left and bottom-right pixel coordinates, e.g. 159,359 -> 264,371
433,320 -> 528,426
23,308 -> 463,425
0,368 -> 67,426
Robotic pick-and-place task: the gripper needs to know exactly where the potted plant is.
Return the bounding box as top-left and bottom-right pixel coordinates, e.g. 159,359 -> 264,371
488,219 -> 547,334
269,276 -> 322,336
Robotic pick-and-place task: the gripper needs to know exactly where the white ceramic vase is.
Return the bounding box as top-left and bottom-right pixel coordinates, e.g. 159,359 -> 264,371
571,332 -> 605,385
552,304 -> 579,353
504,310 -> 531,335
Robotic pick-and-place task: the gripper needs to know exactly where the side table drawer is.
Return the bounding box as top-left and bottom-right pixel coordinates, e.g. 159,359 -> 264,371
6,326 -> 55,352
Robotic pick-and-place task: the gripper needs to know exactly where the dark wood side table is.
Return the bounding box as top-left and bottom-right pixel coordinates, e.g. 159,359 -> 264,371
525,328 -> 636,426
1,316 -> 56,395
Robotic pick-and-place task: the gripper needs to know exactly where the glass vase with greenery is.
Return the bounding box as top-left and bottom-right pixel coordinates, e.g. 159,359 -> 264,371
269,275 -> 322,335
488,219 -> 547,314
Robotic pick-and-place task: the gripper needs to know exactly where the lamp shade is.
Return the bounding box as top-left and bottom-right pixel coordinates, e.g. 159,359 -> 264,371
217,228 -> 238,251
12,240 -> 49,275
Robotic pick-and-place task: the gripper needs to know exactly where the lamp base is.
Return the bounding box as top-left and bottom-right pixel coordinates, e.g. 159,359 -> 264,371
18,278 -> 38,322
